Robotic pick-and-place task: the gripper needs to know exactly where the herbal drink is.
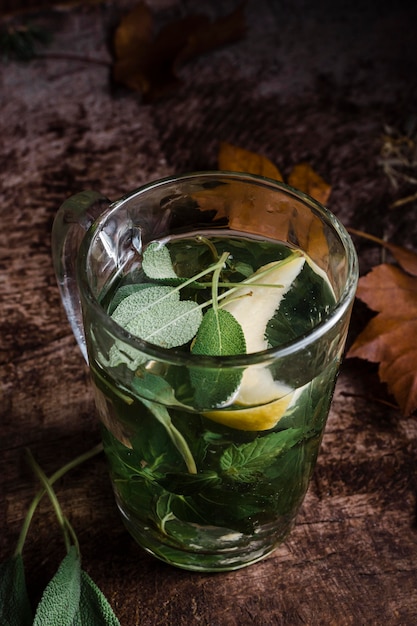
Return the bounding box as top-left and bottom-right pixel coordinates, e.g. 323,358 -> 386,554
88,232 -> 338,571
53,172 -> 357,572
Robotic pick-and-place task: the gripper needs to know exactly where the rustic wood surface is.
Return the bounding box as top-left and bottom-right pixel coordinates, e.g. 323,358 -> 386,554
1,1 -> 417,624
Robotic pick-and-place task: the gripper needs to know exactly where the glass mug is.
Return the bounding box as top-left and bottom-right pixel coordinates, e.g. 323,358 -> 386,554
52,172 -> 358,572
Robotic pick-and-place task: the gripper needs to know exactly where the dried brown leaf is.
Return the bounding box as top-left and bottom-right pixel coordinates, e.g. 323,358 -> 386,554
348,263 -> 417,415
348,228 -> 417,277
218,141 -> 284,181
287,162 -> 331,206
214,143 -> 332,272
112,3 -> 246,101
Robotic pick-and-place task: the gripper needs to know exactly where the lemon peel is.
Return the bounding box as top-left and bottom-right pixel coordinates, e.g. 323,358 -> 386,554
205,391 -> 294,431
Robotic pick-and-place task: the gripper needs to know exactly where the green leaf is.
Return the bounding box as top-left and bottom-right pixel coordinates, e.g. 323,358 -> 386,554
73,570 -> 121,625
112,286 -> 202,347
141,397 -> 197,474
142,242 -> 178,279
192,308 -> 246,357
33,546 -> 81,626
220,428 -> 304,483
110,285 -> 203,368
0,555 -> 33,626
190,308 -> 245,408
132,372 -> 189,408
107,283 -> 154,314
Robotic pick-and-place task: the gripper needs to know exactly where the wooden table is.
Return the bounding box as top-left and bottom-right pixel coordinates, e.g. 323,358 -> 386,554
1,1 -> 417,624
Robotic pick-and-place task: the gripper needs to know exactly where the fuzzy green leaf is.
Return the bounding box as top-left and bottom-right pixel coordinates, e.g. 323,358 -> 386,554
190,308 -> 246,409
72,570 -> 121,625
111,286 -> 202,347
107,283 -> 154,314
33,546 -> 81,626
0,555 -> 33,626
110,285 -> 203,368
191,308 -> 246,357
220,428 -> 304,482
142,242 -> 177,279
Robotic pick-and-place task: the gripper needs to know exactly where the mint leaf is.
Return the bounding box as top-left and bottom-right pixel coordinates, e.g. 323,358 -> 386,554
0,555 -> 33,626
74,570 -> 121,625
33,546 -> 81,626
142,242 -> 178,279
220,428 -> 304,482
190,308 -> 246,409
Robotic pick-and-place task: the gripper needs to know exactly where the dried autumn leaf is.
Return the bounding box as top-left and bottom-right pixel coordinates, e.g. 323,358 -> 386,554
348,261 -> 417,415
215,143 -> 331,270
348,228 -> 417,277
112,2 -> 246,101
113,2 -> 154,94
218,141 -> 284,181
287,162 -> 331,206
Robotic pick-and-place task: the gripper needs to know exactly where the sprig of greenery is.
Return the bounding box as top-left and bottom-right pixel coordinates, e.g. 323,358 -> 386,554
1,444 -> 121,625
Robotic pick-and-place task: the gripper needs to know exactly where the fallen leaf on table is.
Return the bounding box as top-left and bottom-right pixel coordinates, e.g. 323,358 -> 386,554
348,228 -> 417,277
218,141 -> 284,181
347,241 -> 417,416
215,142 -> 331,270
287,162 -> 332,206
112,2 -> 246,101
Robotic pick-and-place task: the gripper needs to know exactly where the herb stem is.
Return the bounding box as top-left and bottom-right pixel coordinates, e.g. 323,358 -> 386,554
212,251 -> 230,314
25,450 -> 72,553
14,443 -> 103,557
195,235 -> 220,262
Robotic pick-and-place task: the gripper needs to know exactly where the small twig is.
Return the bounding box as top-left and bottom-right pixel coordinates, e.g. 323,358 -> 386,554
390,191 -> 417,209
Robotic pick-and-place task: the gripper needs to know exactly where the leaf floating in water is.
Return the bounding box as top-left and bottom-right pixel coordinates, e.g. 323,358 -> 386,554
112,285 -> 203,348
142,242 -> 178,280
191,307 -> 246,408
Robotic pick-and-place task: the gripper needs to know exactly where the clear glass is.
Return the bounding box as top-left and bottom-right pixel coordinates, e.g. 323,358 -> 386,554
52,172 -> 358,572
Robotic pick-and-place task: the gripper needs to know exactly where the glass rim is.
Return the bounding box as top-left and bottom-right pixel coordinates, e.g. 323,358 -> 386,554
78,170 -> 359,368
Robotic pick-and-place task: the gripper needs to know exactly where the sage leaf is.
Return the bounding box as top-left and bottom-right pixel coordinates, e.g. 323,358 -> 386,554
110,285 -> 203,368
111,286 -> 202,347
73,570 -> 121,626
108,283 -> 154,314
190,308 -> 246,409
142,242 -> 177,279
220,427 -> 304,482
0,555 -> 33,626
33,546 -> 81,626
192,308 -> 246,357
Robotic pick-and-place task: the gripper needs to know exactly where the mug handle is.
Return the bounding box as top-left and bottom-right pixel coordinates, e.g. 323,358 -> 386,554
52,191 -> 111,363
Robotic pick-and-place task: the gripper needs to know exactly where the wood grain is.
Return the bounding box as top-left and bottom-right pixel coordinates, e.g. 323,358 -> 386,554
1,1 -> 417,624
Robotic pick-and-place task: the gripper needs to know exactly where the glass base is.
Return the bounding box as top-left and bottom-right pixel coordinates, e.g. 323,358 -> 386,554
118,503 -> 293,572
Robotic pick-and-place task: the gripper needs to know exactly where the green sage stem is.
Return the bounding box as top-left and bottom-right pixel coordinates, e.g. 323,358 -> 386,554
14,443 -> 103,557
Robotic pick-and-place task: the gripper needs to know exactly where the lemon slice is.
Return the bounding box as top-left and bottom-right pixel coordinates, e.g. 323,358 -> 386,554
204,253 -> 305,431
205,390 -> 294,431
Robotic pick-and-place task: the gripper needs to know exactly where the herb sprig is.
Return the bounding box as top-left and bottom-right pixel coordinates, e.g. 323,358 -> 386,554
1,444 -> 121,626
